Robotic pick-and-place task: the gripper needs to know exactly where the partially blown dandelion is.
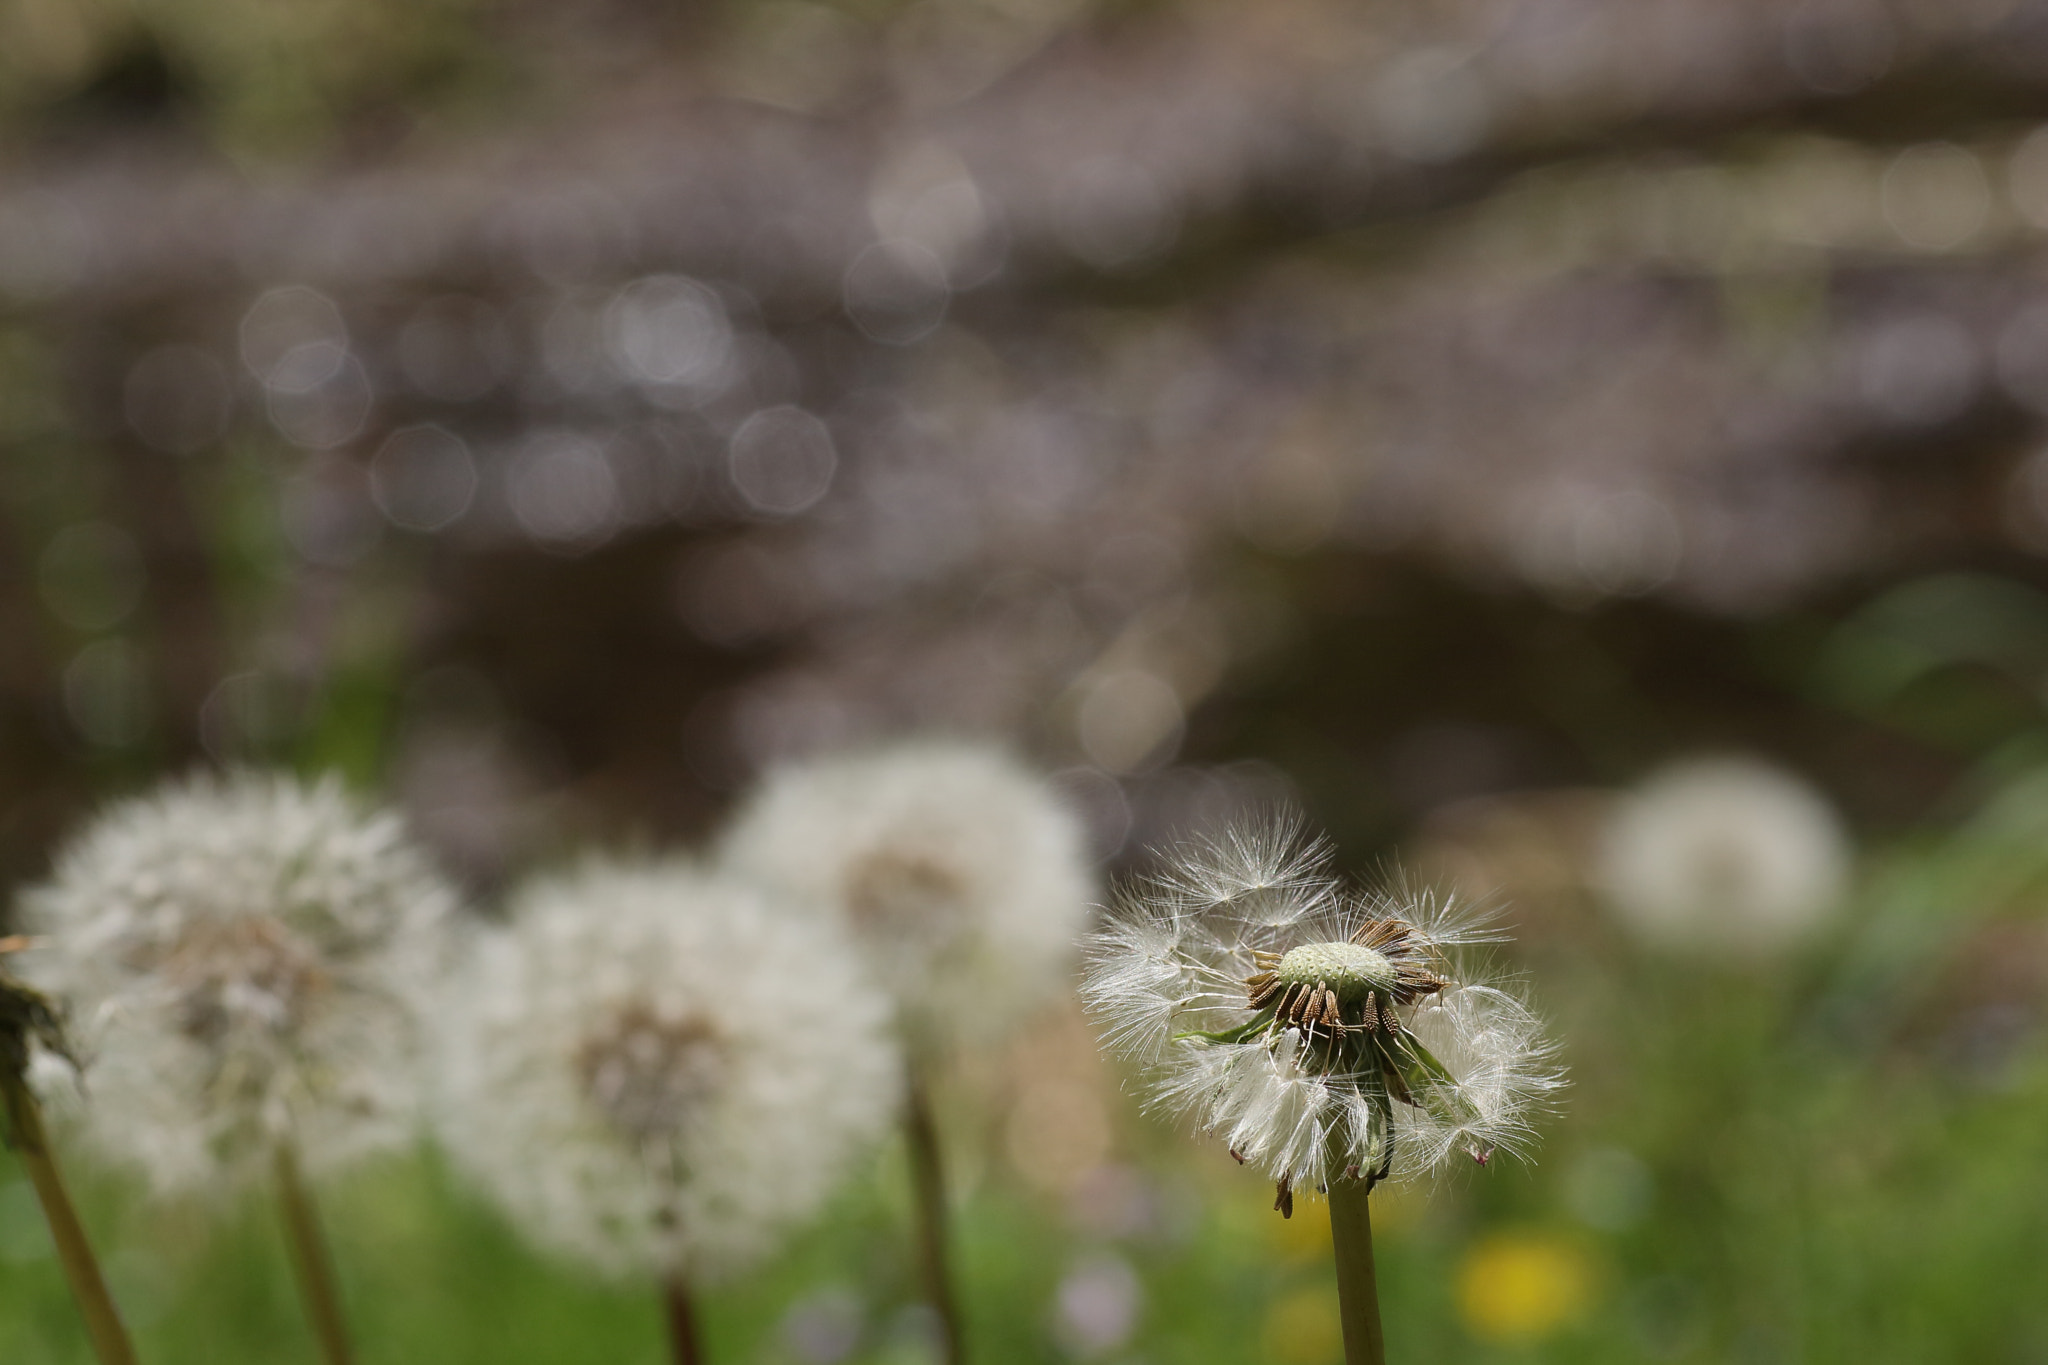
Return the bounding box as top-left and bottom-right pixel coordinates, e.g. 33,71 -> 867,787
1082,816 -> 1561,1365
18,770 -> 459,1365
433,858 -> 896,1364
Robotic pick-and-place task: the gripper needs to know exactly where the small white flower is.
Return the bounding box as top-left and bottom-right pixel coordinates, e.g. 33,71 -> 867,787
16,770 -> 457,1194
1597,756 -> 1851,954
433,858 -> 898,1281
1082,816 -> 1560,1207
716,739 -> 1094,1046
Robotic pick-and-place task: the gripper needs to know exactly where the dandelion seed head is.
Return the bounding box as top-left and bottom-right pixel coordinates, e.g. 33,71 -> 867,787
15,770 -> 457,1195
433,858 -> 897,1281
1598,756 -> 1850,954
718,739 -> 1094,1045
1081,813 -> 1562,1196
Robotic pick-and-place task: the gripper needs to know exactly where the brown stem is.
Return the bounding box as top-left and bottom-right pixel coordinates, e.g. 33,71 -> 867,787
1328,1176 -> 1387,1365
903,1063 -> 965,1365
272,1142 -> 354,1365
663,1271 -> 703,1365
2,1075 -> 141,1365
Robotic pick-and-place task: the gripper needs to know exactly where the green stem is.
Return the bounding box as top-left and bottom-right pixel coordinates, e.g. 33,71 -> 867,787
1328,1177 -> 1387,1365
2,1075 -> 141,1365
902,1063 -> 965,1365
272,1142 -> 354,1365
662,1271 -> 703,1365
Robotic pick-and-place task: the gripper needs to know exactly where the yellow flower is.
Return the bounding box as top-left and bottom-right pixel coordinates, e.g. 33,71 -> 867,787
1456,1230 -> 1595,1344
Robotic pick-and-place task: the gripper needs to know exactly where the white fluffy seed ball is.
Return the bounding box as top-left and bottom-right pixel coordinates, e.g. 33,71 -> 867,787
17,770 -> 458,1195
433,859 -> 898,1281
717,740 -> 1096,1046
1597,756 -> 1851,954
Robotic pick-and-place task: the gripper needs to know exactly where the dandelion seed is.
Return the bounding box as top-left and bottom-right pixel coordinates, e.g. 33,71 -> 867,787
1598,756 -> 1850,954
432,856 -> 896,1360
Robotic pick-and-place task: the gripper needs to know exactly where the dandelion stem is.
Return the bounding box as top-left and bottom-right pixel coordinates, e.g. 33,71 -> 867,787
903,1062 -> 965,1365
273,1142 -> 354,1365
1,1074 -> 140,1365
663,1272 -> 704,1365
1328,1177 -> 1387,1365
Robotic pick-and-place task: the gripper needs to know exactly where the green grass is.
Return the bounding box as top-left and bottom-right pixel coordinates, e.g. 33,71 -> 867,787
6,1042 -> 2048,1365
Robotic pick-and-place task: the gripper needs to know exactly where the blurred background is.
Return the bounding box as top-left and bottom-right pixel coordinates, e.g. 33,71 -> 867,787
9,0 -> 2048,1359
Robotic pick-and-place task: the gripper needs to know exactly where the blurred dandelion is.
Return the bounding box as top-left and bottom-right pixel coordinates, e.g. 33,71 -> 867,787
432,858 -> 896,1365
1081,814 -> 1561,1365
1597,757 -> 1851,954
719,740 -> 1093,1044
717,739 -> 1095,1365
17,770 -> 458,1365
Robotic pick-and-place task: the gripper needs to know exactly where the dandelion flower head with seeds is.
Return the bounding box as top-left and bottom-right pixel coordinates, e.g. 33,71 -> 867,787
1598,756 -> 1850,955
1082,816 -> 1561,1211
433,858 -> 898,1281
718,739 -> 1094,1045
16,770 -> 458,1195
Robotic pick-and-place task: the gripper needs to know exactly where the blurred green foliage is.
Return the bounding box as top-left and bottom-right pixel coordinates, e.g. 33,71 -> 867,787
2,0 -> 498,156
